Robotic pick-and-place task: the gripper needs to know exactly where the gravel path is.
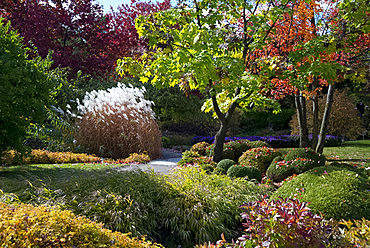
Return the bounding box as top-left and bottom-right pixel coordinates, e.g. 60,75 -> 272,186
114,148 -> 183,174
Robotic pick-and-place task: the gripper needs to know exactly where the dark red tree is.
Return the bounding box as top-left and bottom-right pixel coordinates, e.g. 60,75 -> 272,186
0,0 -> 170,78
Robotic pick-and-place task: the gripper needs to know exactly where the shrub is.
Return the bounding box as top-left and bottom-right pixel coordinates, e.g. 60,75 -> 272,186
226,140 -> 252,161
0,20 -> 54,160
340,218 -> 370,247
284,148 -> 326,164
205,144 -> 235,160
290,89 -> 363,139
123,152 -> 151,164
227,164 -> 262,182
266,148 -> 326,182
238,147 -> 281,173
0,202 -> 162,247
178,150 -> 202,166
1,149 -> 102,165
248,140 -> 271,148
75,83 -> 161,159
239,196 -> 335,248
191,142 -> 211,156
217,159 -> 237,174
271,166 -> 370,220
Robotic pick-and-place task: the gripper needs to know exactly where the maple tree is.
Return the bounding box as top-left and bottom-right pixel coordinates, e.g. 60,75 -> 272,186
0,0 -> 170,79
262,0 -> 370,152
117,0 -> 294,162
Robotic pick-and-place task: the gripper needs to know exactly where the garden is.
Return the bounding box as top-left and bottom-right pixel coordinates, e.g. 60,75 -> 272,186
1,0 -> 370,247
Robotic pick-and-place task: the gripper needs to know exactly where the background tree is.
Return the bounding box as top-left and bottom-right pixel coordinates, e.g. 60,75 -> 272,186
257,0 -> 369,152
0,20 -> 55,159
0,0 -> 170,80
117,0 -> 295,162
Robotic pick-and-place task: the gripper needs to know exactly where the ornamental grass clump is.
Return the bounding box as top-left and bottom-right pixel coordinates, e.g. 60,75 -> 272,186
75,83 -> 161,159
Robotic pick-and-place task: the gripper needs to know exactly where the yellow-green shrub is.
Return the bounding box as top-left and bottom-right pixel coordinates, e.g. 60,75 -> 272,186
0,202 -> 162,247
1,149 -> 102,165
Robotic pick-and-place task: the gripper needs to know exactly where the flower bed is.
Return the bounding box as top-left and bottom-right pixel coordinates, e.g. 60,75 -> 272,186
192,135 -> 343,148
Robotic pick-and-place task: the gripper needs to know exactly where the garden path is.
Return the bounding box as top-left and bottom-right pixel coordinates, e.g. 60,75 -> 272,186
115,148 -> 182,174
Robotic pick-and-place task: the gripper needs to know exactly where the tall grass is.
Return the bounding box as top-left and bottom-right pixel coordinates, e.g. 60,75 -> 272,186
75,83 -> 161,159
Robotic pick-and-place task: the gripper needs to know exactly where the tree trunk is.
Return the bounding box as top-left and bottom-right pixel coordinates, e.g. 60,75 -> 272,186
316,83 -> 335,153
213,122 -> 228,162
295,93 -> 309,148
311,77 -> 319,149
211,87 -> 241,162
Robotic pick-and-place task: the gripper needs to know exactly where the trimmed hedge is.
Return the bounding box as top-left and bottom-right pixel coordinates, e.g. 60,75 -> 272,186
271,166 -> 370,221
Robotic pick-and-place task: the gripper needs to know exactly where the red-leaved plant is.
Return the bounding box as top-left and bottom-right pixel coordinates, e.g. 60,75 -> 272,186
238,196 -> 335,248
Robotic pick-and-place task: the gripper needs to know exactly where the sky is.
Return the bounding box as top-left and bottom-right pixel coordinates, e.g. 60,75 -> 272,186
96,0 -> 130,12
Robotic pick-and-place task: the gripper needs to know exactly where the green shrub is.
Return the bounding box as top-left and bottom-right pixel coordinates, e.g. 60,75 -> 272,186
216,159 -> 237,174
226,140 -> 252,161
178,150 -> 201,166
284,148 -> 326,165
271,166 -> 370,220
266,148 -> 326,182
0,202 -> 162,247
238,147 -> 281,173
222,143 -> 236,160
0,20 -> 54,160
239,196 -> 336,248
190,142 -> 211,156
205,144 -> 235,161
227,164 -> 263,182
248,140 -> 271,148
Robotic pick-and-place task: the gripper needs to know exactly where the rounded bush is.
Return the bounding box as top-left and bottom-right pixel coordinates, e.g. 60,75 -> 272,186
226,140 -> 251,161
284,148 -> 326,165
271,166 -> 370,220
190,142 -> 211,156
249,140 -> 271,148
266,148 -> 326,182
178,150 -> 201,166
205,143 -> 235,160
75,84 -> 161,159
0,202 -> 161,247
238,147 -> 281,173
217,159 -> 237,174
227,164 -> 263,182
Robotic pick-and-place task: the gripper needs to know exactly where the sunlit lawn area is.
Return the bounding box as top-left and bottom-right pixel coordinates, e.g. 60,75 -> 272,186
323,140 -> 370,161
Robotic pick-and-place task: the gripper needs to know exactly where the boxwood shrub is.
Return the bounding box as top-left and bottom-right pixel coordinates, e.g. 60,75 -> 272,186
227,164 -> 263,182
271,166 -> 370,220
238,147 -> 281,173
216,159 -> 236,174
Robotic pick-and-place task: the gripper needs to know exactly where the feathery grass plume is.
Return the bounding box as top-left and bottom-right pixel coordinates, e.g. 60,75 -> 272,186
75,83 -> 161,159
